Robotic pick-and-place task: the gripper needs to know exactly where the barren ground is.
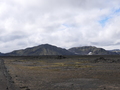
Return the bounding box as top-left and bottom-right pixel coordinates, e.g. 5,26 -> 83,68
1,55 -> 120,90
0,59 -> 8,90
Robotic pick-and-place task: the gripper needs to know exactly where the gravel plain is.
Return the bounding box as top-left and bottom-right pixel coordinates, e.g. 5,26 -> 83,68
1,55 -> 120,90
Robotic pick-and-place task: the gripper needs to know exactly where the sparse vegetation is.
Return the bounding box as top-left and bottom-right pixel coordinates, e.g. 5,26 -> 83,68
1,56 -> 120,90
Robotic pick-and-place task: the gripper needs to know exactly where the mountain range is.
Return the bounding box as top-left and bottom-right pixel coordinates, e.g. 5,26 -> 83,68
0,44 -> 120,56
108,49 -> 120,54
69,46 -> 118,55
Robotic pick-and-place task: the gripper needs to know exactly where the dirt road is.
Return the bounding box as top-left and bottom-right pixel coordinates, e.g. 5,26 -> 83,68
0,59 -> 17,90
0,59 -> 8,90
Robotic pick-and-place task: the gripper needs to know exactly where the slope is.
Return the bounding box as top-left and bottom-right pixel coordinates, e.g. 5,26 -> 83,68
69,46 -> 117,55
6,44 -> 75,56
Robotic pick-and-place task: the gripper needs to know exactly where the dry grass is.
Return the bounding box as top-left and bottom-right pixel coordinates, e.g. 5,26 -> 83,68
2,56 -> 120,90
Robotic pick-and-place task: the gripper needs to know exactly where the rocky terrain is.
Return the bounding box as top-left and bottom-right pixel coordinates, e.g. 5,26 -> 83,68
69,46 -> 118,55
1,55 -> 120,90
0,59 -> 19,90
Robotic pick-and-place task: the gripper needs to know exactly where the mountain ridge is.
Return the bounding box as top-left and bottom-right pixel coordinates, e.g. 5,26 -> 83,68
0,44 -> 119,56
5,44 -> 75,56
68,46 -> 118,55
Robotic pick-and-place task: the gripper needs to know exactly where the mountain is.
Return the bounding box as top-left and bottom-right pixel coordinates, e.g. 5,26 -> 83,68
1,44 -> 119,56
68,46 -> 118,55
0,52 -> 5,56
6,44 -> 75,56
108,49 -> 120,55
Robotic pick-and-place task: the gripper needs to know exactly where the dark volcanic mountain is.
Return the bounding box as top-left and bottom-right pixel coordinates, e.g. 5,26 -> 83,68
0,52 -> 5,56
6,44 -> 75,56
69,46 -> 118,55
108,49 -> 120,55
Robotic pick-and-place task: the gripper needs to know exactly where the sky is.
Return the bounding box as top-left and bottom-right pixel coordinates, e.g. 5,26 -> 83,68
1,0 -> 120,53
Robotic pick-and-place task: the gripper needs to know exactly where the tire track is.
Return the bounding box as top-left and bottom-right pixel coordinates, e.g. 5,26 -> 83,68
0,59 -> 19,90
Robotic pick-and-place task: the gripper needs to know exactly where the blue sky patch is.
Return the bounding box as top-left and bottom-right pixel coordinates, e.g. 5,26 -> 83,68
62,24 -> 71,28
114,8 -> 120,13
99,17 -> 110,27
99,8 -> 120,27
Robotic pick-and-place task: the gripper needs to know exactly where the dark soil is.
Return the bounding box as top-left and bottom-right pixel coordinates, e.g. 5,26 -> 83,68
0,59 -> 19,90
1,55 -> 120,90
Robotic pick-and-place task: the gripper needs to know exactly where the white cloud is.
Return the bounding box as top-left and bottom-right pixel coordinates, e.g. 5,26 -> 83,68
0,0 -> 120,52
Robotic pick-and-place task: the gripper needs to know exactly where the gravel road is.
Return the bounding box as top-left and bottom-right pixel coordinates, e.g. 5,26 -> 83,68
0,59 -> 18,90
0,59 -> 8,90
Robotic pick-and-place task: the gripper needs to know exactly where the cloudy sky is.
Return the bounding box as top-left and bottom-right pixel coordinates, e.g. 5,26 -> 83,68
0,0 -> 120,53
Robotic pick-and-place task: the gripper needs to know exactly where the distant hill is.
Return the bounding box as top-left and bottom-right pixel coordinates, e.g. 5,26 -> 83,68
68,46 -> 118,55
6,44 -> 75,56
108,49 -> 120,55
0,44 -> 119,56
0,52 -> 5,56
